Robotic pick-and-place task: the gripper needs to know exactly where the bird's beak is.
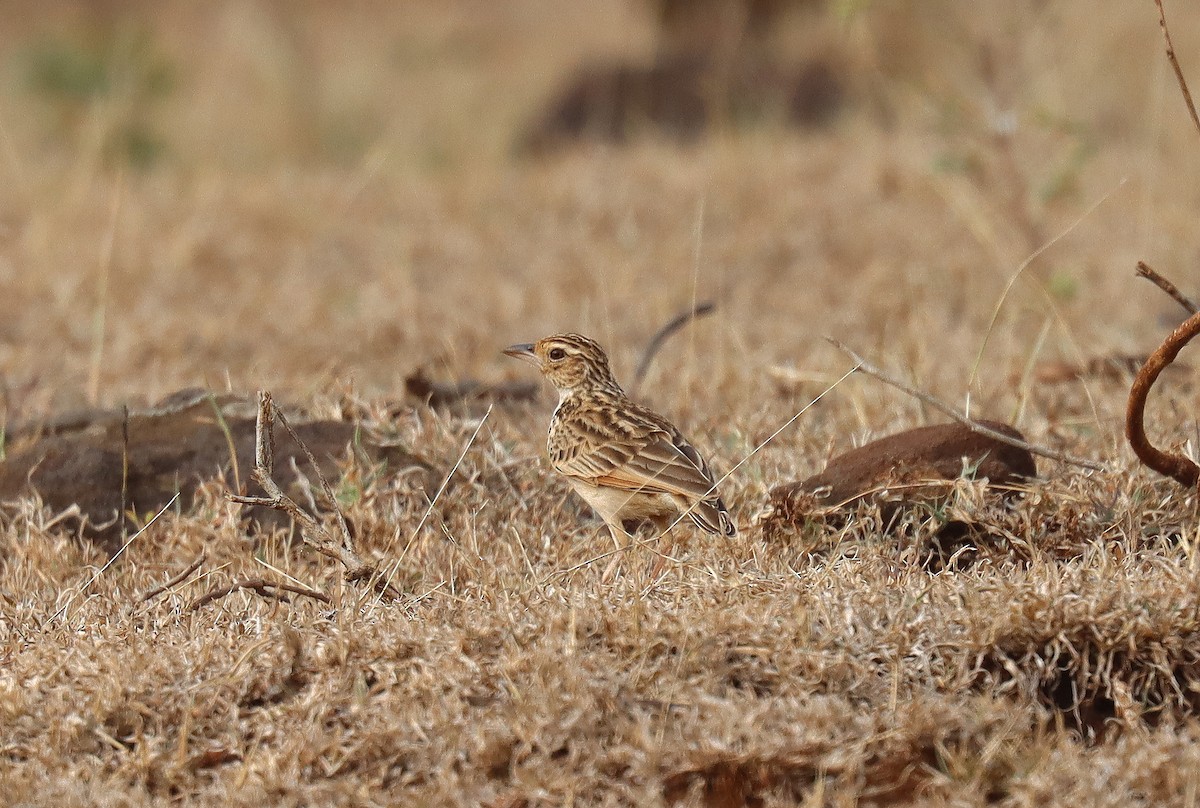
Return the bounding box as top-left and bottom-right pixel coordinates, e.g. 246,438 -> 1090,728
503,343 -> 539,366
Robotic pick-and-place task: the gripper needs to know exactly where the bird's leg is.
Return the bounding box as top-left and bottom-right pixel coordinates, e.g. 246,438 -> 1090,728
601,519 -> 633,582
604,520 -> 629,551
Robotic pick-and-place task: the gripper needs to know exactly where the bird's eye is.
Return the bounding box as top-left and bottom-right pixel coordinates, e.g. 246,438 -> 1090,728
548,348 -> 566,361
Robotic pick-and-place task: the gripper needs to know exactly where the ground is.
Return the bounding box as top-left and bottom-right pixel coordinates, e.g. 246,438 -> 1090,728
3,1 -> 1200,806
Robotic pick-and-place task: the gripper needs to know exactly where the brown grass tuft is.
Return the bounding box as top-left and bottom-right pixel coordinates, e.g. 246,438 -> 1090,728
3,2 -> 1200,805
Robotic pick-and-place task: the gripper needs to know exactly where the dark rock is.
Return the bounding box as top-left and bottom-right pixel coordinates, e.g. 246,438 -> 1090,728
0,391 -> 431,551
518,54 -> 843,154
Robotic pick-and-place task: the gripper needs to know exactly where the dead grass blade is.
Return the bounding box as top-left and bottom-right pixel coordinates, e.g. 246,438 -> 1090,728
208,390 -> 243,494
970,179 -> 1127,389
828,338 -> 1107,472
50,491 -> 180,624
382,405 -> 493,598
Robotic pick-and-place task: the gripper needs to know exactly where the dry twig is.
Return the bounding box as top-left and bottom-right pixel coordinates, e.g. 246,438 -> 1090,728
189,578 -> 331,611
631,300 -> 715,393
119,404 -> 129,541
828,338 -> 1106,472
275,406 -> 355,553
227,392 -> 401,601
1125,311 -> 1200,489
1136,260 -> 1198,315
141,552 -> 207,602
1154,0 -> 1200,139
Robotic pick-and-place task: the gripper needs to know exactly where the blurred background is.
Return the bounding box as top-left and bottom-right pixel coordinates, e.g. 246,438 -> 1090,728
0,0 -> 1185,168
0,0 -> 1196,422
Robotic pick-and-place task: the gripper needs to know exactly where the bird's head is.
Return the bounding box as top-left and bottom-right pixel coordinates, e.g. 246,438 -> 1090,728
503,333 -> 622,396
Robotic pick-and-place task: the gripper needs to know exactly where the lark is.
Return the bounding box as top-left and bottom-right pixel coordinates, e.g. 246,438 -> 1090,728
504,333 -> 736,546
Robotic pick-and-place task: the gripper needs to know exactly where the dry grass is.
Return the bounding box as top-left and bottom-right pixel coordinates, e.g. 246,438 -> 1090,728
4,1 -> 1200,805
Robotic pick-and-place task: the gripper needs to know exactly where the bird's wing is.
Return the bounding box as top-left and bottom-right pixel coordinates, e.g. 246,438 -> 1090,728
552,411 -> 717,501
598,431 -> 720,500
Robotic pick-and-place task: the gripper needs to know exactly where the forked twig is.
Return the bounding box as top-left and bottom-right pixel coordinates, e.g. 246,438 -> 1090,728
1154,0 -> 1200,139
189,578 -> 331,611
1126,310 -> 1200,488
141,552 -> 207,602
631,301 -> 716,393
828,338 -> 1107,471
1136,260 -> 1198,315
226,392 -> 400,601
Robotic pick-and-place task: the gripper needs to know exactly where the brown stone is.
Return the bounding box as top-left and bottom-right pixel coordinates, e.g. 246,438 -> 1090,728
763,420 -> 1037,533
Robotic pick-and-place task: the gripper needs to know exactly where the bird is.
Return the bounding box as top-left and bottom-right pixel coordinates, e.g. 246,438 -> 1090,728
503,333 -> 736,546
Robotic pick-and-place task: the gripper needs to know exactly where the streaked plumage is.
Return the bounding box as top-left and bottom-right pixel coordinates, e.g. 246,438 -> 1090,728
503,333 -> 736,545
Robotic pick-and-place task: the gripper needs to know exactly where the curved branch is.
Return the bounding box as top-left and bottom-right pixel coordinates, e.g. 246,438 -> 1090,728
189,578 -> 331,611
631,301 -> 715,394
1125,310 -> 1200,488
